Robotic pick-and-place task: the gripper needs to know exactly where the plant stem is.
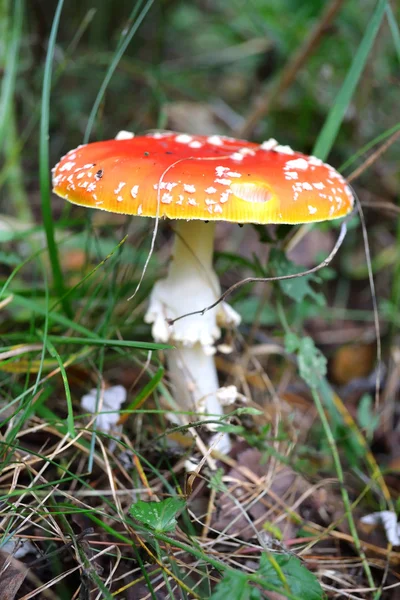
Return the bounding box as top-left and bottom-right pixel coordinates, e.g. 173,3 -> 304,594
40,0 -> 71,317
310,386 -> 375,590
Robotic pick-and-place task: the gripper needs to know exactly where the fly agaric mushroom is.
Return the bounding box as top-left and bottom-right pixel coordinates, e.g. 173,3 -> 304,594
52,132 -> 354,450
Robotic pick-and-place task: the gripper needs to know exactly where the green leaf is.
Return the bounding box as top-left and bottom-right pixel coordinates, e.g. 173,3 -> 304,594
298,338 -> 327,389
129,497 -> 185,533
210,571 -> 252,600
284,332 -> 301,354
262,521 -> 283,541
269,249 -> 324,306
357,394 -> 380,441
330,423 -> 365,468
208,468 -> 225,493
231,407 -> 264,417
211,553 -> 324,600
234,297 -> 278,326
275,224 -> 296,241
258,553 -> 323,600
252,224 -> 275,244
0,251 -> 21,266
285,334 -> 327,389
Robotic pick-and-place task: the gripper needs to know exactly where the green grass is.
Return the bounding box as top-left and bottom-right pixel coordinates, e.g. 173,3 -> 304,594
40,0 -> 70,317
0,0 -> 23,149
83,0 -> 154,143
313,0 -> 388,161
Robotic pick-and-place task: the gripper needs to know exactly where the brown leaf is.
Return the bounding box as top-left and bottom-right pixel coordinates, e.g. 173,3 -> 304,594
265,593 -> 289,600
330,343 -> 375,385
165,102 -> 222,136
0,550 -> 28,600
287,227 -> 335,268
211,449 -> 308,541
60,249 -> 86,272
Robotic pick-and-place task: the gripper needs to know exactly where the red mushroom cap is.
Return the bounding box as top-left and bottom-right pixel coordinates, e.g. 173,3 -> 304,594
52,132 -> 354,224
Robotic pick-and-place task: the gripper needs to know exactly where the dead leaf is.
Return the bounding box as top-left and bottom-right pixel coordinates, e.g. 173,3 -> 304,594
330,343 -> 375,385
211,448 -> 309,541
0,550 -> 28,600
61,249 -> 86,271
287,227 -> 335,268
165,102 -> 223,136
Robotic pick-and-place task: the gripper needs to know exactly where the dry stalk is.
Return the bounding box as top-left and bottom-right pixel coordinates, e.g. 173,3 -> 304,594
237,0 -> 347,138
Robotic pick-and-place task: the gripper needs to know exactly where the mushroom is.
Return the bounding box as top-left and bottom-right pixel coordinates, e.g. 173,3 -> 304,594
52,132 -> 354,451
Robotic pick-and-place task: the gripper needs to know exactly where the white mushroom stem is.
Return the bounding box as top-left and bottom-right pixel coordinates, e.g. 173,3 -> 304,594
145,220 -> 240,448
167,345 -> 220,418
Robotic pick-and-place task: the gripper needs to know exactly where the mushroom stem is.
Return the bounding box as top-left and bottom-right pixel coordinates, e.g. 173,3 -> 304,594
170,220 -> 217,283
166,221 -> 220,413
145,220 -> 238,448
167,342 -> 220,416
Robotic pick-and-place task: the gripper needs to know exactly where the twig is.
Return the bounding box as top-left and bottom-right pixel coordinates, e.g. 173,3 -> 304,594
361,199 -> 400,214
27,529 -> 94,567
168,217 -> 348,326
237,0 -> 347,138
347,128 -> 400,182
352,188 -> 381,409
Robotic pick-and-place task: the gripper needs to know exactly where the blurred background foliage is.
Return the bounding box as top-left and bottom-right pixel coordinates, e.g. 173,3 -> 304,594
4,0 -> 399,162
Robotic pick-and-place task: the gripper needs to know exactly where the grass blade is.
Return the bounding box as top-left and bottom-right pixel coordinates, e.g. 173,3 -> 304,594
83,0 -> 154,143
313,0 -> 388,160
0,0 -> 23,150
43,336 -> 170,351
45,338 -> 75,437
11,294 -> 170,350
339,121 -> 400,172
386,3 -> 400,61
39,0 -> 71,317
